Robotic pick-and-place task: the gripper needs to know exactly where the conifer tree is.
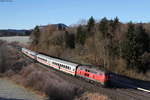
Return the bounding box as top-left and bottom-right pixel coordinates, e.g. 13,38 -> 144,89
87,16 -> 95,35
31,26 -> 40,45
135,24 -> 150,72
76,25 -> 86,45
121,22 -> 137,69
99,17 -> 109,38
135,24 -> 149,55
65,31 -> 75,49
122,22 -> 150,72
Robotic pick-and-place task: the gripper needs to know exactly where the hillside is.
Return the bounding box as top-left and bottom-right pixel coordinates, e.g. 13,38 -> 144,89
29,17 -> 150,81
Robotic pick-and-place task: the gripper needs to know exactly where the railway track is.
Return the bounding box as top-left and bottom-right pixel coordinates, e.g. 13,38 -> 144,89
12,44 -> 150,100
116,88 -> 150,100
27,58 -> 150,100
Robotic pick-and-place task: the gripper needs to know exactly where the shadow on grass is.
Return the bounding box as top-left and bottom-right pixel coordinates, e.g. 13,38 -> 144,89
109,73 -> 150,90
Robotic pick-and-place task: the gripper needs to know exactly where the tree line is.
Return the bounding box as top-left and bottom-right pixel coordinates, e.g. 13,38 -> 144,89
30,17 -> 150,74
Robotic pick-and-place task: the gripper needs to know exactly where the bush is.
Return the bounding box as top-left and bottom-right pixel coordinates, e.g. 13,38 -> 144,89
76,92 -> 110,100
12,64 -> 83,100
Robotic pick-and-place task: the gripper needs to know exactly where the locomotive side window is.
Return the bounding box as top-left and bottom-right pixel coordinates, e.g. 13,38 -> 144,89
84,73 -> 89,77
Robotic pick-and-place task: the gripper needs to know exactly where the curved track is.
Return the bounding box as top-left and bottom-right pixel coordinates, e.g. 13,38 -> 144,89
13,45 -> 150,100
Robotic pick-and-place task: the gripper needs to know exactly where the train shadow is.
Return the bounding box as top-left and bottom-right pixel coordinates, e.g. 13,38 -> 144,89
108,73 -> 150,91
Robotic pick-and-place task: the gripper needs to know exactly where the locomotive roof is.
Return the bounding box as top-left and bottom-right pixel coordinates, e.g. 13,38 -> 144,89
78,65 -> 106,73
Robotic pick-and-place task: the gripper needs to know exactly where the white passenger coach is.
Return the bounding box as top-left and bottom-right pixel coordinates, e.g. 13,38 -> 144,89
37,54 -> 78,76
22,48 -> 37,59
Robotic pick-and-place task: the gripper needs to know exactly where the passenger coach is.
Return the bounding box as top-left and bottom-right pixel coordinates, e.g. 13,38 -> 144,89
51,58 -> 78,76
37,54 -> 60,70
22,48 -> 37,60
37,54 -> 79,76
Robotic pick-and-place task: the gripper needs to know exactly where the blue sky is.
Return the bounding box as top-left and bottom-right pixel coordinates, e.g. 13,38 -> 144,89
0,0 -> 149,29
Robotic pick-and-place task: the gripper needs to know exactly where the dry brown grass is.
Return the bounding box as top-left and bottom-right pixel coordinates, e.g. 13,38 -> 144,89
0,41 -> 84,100
76,92 -> 110,100
11,64 -> 83,100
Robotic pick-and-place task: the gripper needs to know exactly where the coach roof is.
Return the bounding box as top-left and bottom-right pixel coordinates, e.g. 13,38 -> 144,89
37,54 -> 78,67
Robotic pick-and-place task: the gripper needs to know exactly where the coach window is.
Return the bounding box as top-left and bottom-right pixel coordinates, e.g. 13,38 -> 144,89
43,58 -> 47,62
40,57 -> 47,62
55,62 -> 57,65
57,63 -> 59,66
38,57 -> 41,59
55,62 -> 58,65
38,57 -> 41,60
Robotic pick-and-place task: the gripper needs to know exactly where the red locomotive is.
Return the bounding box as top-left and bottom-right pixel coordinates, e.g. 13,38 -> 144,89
76,65 -> 109,86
